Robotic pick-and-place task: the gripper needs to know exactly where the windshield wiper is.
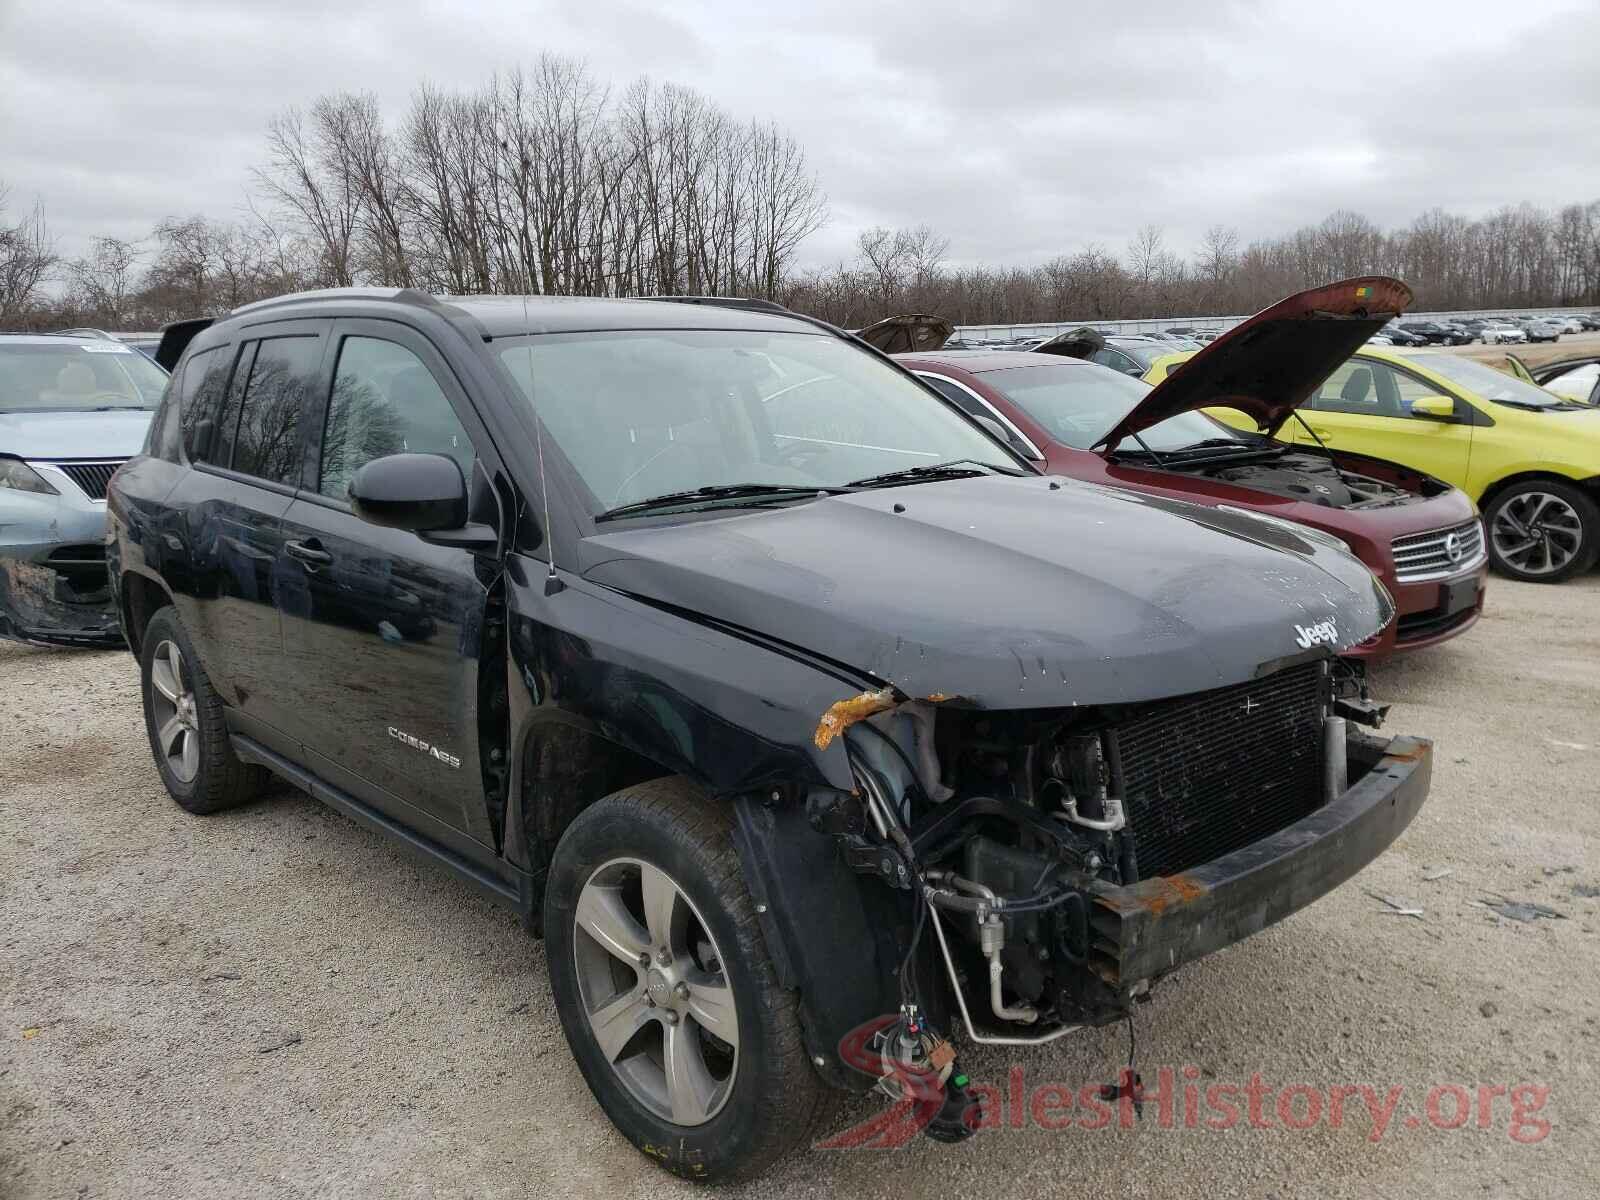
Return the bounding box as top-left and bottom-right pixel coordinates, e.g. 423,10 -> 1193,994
846,459 -> 1024,489
596,483 -> 852,522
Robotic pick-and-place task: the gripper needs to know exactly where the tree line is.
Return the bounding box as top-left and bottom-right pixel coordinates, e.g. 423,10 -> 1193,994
4,54 -> 1600,332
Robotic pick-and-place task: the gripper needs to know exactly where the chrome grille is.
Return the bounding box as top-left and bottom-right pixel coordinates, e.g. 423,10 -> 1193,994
1391,519 -> 1485,583
48,460 -> 125,501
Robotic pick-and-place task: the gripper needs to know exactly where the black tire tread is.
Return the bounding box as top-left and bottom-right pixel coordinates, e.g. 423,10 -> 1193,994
554,777 -> 836,1183
1485,479 -> 1600,584
141,606 -> 266,814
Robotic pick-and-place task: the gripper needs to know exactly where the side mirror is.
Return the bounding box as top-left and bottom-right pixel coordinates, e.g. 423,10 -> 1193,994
350,453 -> 468,532
1410,395 -> 1455,421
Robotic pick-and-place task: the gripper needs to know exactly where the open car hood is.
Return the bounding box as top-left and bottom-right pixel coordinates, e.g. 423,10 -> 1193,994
1030,327 -> 1108,358
854,314 -> 953,354
1092,276 -> 1413,447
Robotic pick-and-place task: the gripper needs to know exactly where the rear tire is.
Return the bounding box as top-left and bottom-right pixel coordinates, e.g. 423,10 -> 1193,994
1484,480 -> 1600,583
139,605 -> 266,813
544,778 -> 833,1183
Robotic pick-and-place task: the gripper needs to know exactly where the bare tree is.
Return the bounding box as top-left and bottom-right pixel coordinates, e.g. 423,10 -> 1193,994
65,235 -> 141,326
0,186 -> 57,324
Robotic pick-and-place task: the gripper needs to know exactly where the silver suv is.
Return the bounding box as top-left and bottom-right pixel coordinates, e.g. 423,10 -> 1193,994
0,332 -> 168,644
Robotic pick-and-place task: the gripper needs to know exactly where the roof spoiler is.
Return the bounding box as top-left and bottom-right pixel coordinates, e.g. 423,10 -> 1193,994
854,313 -> 954,354
154,317 -> 214,372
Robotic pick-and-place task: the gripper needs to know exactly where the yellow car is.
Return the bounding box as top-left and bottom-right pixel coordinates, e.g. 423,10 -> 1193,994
1152,347 -> 1600,582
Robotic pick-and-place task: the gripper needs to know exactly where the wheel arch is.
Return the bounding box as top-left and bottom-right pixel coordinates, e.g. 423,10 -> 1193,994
119,568 -> 173,659
1478,470 -> 1600,513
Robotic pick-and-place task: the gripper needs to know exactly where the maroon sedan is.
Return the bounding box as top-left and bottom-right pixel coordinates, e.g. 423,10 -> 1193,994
894,279 -> 1487,658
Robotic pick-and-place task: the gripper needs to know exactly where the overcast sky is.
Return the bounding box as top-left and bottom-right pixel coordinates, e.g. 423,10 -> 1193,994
3,0 -> 1599,271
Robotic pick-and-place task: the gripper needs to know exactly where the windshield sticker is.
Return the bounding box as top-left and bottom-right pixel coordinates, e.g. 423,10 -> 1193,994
79,342 -> 133,354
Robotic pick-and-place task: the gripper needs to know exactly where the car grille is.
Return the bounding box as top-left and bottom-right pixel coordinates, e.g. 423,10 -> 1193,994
48,460 -> 125,501
1113,662 -> 1327,879
1391,519 -> 1485,583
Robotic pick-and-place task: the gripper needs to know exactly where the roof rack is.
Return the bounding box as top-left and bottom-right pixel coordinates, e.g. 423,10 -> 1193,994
53,327 -> 121,341
638,295 -> 793,315
230,287 -> 445,318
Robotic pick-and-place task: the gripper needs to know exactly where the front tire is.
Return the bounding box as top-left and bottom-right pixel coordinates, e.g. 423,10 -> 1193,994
140,606 -> 266,813
1485,480 -> 1600,583
544,778 -> 832,1183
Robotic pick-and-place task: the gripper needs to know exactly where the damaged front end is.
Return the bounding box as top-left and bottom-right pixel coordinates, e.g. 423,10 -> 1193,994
0,546 -> 121,647
807,658 -> 1429,1045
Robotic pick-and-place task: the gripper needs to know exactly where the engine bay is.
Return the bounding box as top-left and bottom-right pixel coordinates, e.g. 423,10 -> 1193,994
1172,450 -> 1414,509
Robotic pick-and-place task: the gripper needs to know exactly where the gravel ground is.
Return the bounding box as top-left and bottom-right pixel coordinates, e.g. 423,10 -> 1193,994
3,572 -> 1598,1199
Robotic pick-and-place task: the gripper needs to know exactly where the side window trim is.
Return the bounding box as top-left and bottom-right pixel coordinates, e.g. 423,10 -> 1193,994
188,320 -> 329,488
915,371 -> 1044,459
305,319 -> 506,533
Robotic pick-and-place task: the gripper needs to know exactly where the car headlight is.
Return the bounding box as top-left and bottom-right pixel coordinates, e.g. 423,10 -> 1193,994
0,457 -> 59,495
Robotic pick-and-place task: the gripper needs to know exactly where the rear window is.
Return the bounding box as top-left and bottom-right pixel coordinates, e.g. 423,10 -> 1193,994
0,341 -> 169,413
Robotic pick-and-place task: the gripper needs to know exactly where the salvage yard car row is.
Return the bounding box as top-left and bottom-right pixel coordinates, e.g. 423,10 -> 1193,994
0,278 -> 1595,1184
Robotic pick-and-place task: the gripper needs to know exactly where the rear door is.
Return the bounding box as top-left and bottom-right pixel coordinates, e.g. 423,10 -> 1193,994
165,322 -> 327,745
1290,357 -> 1474,487
275,319 -> 501,846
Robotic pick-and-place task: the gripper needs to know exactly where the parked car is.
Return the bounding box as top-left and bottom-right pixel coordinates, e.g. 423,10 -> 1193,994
899,279 -> 1488,657
1397,320 -> 1470,346
1379,324 -> 1427,347
107,288 -> 1430,1182
1211,346 -> 1600,581
1034,332 -> 1182,377
1506,352 -> 1600,406
1551,315 -> 1588,335
1478,320 -> 1528,345
1,332 -> 168,645
1515,316 -> 1563,343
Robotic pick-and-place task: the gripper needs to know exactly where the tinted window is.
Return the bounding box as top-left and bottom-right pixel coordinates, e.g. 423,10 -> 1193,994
232,336 -> 319,485
319,336 -> 474,501
179,344 -> 236,463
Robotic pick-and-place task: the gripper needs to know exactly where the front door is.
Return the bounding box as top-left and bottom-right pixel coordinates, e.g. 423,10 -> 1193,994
1290,357 -> 1474,487
275,320 -> 500,845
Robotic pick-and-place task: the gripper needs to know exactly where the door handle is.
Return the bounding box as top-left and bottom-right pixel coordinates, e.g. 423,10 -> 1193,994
285,539 -> 333,568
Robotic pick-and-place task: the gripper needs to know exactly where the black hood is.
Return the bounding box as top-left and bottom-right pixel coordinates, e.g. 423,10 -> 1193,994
581,474 -> 1392,709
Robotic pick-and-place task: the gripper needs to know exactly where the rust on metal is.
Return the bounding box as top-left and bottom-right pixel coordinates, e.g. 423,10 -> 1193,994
813,687 -> 898,750
813,688 -> 955,750
1096,873 -> 1210,917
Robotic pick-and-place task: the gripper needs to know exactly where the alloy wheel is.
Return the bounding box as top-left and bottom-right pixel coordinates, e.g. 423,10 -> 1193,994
149,639 -> 200,783
572,858 -> 739,1126
1490,491 -> 1584,577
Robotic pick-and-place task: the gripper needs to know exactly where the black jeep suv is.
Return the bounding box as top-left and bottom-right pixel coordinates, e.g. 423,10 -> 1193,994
107,289 -> 1431,1182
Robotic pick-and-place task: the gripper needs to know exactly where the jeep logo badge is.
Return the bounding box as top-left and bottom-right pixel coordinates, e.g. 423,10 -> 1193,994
1293,619 -> 1339,650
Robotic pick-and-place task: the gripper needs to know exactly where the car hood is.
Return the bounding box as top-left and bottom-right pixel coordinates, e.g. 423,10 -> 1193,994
580,473 -> 1393,709
1,409 -> 154,460
854,314 -> 954,354
1093,276 -> 1414,446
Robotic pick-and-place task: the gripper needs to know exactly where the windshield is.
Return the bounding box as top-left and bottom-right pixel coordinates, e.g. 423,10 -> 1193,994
1406,351 -> 1579,410
496,329 -> 1018,513
0,342 -> 169,413
981,362 -> 1252,452
1111,342 -> 1175,369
